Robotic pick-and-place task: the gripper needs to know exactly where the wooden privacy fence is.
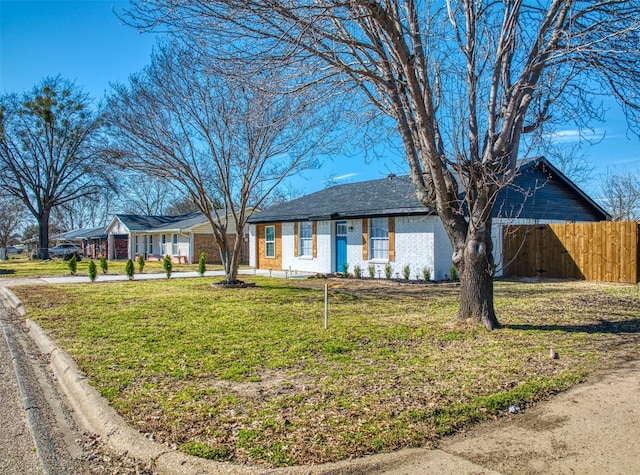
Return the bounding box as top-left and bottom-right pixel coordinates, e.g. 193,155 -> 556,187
503,221 -> 639,283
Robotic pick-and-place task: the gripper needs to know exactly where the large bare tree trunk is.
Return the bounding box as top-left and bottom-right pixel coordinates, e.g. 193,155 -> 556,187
454,235 -> 501,330
37,209 -> 51,260
443,187 -> 502,330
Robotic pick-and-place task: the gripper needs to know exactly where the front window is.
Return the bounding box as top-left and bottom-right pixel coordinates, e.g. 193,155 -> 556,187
370,218 -> 388,260
265,226 -> 275,258
135,235 -> 139,253
149,235 -> 153,254
299,222 -> 313,257
172,234 -> 178,255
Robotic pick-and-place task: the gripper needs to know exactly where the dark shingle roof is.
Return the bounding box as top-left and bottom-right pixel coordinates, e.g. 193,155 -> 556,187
115,212 -> 207,231
249,174 -> 431,223
249,157 -> 610,224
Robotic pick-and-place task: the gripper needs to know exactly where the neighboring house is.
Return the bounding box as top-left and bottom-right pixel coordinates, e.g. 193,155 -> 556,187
105,212 -> 249,264
248,157 -> 610,280
53,227 -> 108,259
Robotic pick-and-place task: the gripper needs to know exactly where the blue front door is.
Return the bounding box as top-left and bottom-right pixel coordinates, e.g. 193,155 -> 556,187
335,221 -> 348,272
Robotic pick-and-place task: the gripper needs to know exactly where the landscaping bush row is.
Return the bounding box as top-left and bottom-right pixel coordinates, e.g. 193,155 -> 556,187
77,252 -> 208,281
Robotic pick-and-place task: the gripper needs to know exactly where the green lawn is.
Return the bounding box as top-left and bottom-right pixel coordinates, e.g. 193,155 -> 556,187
12,278 -> 640,468
0,253 -> 210,278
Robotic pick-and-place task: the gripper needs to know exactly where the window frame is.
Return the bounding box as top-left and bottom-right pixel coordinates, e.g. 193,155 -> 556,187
265,225 -> 276,258
298,222 -> 313,257
369,217 -> 389,261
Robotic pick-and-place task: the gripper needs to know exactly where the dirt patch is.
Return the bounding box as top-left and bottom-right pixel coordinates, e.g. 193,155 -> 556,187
211,281 -> 257,288
440,360 -> 640,474
377,360 -> 640,474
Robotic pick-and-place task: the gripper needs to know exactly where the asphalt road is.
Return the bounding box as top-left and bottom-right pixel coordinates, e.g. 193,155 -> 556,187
0,298 -> 152,475
0,296 -> 91,474
0,299 -> 43,474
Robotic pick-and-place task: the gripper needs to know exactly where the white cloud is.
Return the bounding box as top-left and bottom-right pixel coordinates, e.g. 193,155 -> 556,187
545,128 -> 620,144
328,173 -> 358,182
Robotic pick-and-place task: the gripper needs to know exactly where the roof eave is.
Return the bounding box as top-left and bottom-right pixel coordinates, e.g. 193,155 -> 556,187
248,207 -> 434,224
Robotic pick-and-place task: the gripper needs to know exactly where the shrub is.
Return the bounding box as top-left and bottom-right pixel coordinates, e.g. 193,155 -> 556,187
384,263 -> 393,279
99,255 -> 108,274
88,260 -> 97,282
353,264 -> 362,279
368,264 -> 376,278
341,262 -> 349,277
125,259 -> 134,280
450,266 -> 458,281
422,267 -> 431,281
402,264 -> 411,280
68,255 -> 77,276
137,254 -> 145,273
163,254 -> 172,279
198,252 -> 206,276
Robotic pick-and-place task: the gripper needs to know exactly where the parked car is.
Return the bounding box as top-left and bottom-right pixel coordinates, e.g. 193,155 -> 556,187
49,243 -> 82,260
7,246 -> 23,254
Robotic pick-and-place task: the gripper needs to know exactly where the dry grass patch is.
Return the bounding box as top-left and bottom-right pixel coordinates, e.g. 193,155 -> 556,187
12,278 -> 640,468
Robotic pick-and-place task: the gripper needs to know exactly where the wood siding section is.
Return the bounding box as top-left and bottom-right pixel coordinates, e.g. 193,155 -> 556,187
312,222 -> 318,258
256,223 -> 282,270
388,217 -> 395,262
362,218 -> 368,260
503,221 -> 639,283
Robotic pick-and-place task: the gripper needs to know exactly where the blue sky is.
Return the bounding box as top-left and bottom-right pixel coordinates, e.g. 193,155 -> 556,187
1,0 -> 638,204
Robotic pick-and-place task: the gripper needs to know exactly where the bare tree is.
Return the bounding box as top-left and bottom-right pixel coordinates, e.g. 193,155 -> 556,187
602,171 -> 640,221
118,173 -> 181,216
0,194 -> 26,255
166,196 -> 201,216
545,144 -> 595,189
106,42 -> 328,282
124,1 -> 640,328
52,184 -> 119,230
0,76 -> 104,259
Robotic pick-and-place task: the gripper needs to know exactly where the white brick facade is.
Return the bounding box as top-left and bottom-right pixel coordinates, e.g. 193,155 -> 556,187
251,216 -> 456,280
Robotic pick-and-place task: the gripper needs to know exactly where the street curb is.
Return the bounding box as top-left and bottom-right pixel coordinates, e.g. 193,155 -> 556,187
0,286 -> 25,316
1,295 -> 62,474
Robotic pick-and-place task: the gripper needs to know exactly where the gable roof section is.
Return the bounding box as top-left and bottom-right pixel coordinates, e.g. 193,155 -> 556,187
514,156 -> 609,219
114,212 -> 203,231
249,157 -> 610,224
249,174 -> 431,223
107,212 -> 210,234
53,226 -> 107,241
495,157 -> 610,221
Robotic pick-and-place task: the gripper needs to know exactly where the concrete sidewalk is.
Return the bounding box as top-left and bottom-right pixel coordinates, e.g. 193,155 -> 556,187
0,268 -> 313,287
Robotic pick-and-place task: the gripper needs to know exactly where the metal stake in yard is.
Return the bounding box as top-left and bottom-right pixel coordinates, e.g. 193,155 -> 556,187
324,283 -> 329,329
